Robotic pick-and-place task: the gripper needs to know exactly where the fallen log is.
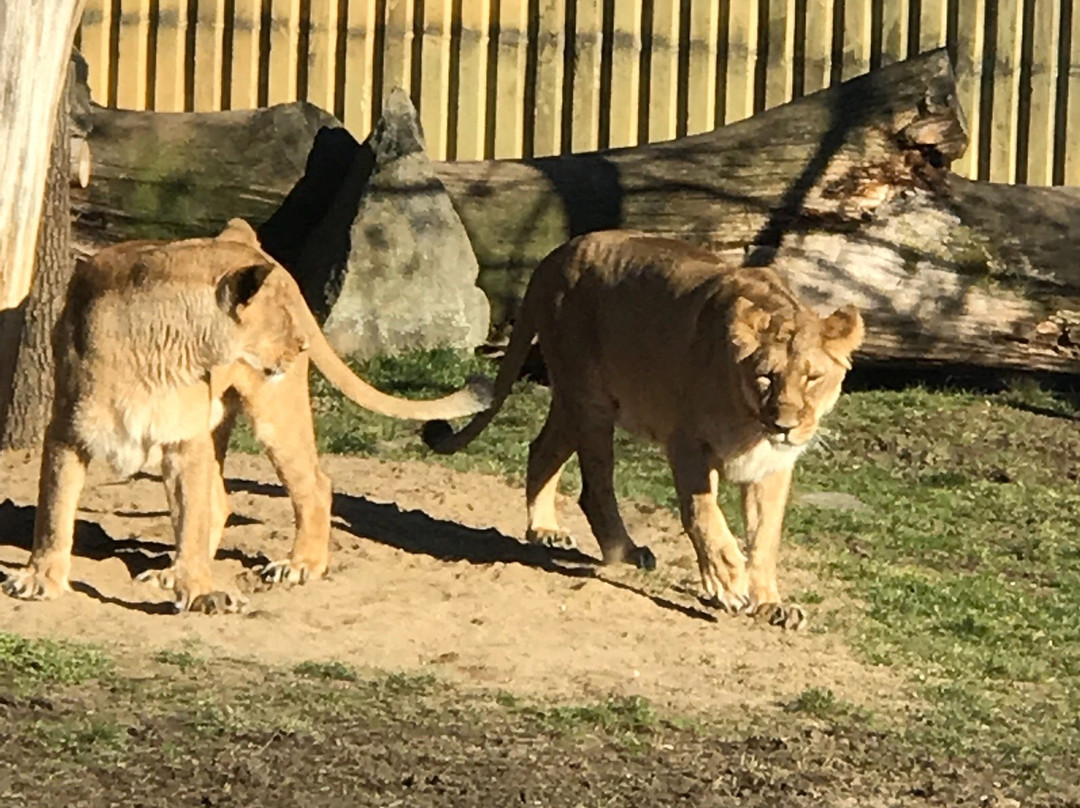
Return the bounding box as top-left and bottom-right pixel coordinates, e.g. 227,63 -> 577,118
71,48 -> 1080,374
72,101 -> 339,244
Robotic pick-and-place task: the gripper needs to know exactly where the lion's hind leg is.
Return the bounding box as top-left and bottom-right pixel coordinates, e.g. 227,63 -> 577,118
575,408 -> 656,570
2,434 -> 87,601
139,436 -> 246,615
524,394 -> 577,550
241,358 -> 332,586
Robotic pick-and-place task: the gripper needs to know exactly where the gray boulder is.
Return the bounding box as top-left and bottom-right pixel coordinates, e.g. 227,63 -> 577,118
261,88 -> 490,359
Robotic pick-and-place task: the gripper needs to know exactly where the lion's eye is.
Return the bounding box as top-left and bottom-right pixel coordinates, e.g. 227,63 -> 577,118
807,372 -> 824,386
755,375 -> 771,393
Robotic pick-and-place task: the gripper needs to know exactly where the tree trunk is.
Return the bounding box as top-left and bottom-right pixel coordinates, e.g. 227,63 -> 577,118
0,60 -> 76,449
0,0 -> 87,309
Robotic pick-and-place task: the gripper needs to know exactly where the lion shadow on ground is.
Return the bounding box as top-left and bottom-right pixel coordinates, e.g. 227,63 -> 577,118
224,477 -> 719,624
0,499 -> 266,615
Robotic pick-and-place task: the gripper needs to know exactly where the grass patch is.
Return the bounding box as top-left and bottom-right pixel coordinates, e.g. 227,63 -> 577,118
293,660 -> 359,682
0,632 -> 112,687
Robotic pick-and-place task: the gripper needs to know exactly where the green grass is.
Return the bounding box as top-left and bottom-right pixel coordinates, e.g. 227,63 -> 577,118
234,348 -> 1080,786
0,631 -> 112,688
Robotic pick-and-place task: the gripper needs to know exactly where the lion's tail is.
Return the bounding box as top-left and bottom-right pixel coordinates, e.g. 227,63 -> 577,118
278,270 -> 493,421
420,246 -> 555,455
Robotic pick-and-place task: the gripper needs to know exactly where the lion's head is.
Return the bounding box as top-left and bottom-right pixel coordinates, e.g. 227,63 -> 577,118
730,297 -> 864,448
213,254 -> 309,380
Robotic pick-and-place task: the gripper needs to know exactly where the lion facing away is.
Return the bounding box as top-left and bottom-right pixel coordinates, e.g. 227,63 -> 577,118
2,219 -> 490,613
424,230 -> 863,629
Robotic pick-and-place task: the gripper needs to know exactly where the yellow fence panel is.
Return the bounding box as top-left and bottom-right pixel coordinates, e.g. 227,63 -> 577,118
75,0 -> 1080,185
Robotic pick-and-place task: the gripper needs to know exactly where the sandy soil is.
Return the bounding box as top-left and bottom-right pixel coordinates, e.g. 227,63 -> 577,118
0,448 -> 902,715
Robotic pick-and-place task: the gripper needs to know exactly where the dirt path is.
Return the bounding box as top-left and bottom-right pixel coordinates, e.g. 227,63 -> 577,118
0,449 -> 901,715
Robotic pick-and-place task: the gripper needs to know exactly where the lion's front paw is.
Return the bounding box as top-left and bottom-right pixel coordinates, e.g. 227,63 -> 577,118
2,568 -> 69,601
259,558 -> 325,585
625,545 -> 657,571
750,601 -> 806,630
525,527 -> 577,550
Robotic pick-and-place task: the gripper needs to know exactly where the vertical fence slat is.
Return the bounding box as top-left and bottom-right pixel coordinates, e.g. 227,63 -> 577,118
570,0 -> 603,151
953,0 -> 985,179
841,0 -> 872,80
381,0 -> 413,102
533,0 -> 566,156
919,0 -> 949,51
1066,0 -> 1080,184
765,0 -> 796,109
80,0 -> 113,102
725,0 -> 758,122
194,0 -> 227,110
647,0 -> 680,141
154,0 -> 188,111
116,0 -> 152,109
454,0 -> 490,159
419,0 -> 453,159
342,0 -> 377,135
267,0 -> 301,105
684,0 -> 718,134
493,0 -> 529,157
608,0 -> 642,145
990,0 -> 1023,182
802,0 -> 833,93
306,0 -> 339,113
74,1 -> 1080,188
881,0 -> 909,65
1026,0 -> 1060,185
229,0 -> 263,109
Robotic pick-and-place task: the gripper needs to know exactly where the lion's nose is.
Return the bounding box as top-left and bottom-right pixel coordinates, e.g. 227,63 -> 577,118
763,413 -> 799,436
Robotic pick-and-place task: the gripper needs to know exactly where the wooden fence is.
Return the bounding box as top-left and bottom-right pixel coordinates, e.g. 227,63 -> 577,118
76,0 -> 1080,185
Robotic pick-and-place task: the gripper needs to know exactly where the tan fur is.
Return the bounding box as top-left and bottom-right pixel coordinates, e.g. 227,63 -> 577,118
424,231 -> 863,627
3,219 -> 490,613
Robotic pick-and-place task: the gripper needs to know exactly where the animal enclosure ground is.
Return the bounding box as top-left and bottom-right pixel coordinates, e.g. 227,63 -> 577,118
2,350 -> 1080,804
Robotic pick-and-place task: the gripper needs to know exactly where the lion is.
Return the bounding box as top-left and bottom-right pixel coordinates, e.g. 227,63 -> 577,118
2,219 -> 490,613
423,231 -> 863,629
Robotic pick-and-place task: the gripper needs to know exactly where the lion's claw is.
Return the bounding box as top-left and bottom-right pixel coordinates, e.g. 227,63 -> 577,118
2,570 -> 66,601
525,527 -> 577,551
702,589 -> 750,614
259,559 -> 321,585
135,566 -> 176,590
750,601 -> 806,630
183,591 -> 248,615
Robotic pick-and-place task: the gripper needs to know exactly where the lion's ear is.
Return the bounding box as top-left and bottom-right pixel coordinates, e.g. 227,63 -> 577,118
216,263 -> 274,317
217,218 -> 260,246
730,297 -> 770,362
822,305 -> 865,367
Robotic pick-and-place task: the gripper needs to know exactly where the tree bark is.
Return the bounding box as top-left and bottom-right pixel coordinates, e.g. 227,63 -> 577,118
0,61 -> 76,449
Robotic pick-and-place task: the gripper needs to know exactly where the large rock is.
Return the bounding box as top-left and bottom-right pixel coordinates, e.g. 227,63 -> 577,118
260,88 -> 490,359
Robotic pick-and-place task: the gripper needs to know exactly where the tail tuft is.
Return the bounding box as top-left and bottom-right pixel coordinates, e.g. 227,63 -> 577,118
421,419 -> 456,454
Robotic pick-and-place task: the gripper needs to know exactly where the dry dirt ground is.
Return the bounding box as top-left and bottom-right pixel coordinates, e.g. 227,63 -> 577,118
0,448 -> 899,717
3,449 -> 1071,806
